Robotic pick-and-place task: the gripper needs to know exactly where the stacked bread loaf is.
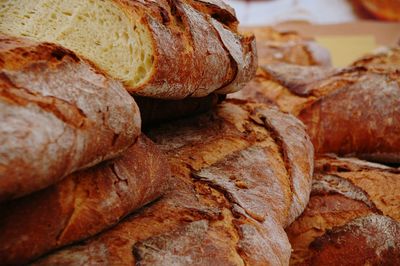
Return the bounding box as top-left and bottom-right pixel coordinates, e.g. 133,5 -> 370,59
233,46 -> 400,164
0,1 -> 321,265
29,99 -> 314,265
231,31 -> 400,265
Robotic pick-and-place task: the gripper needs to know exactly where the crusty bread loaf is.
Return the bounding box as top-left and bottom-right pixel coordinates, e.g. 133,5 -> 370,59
0,0 -> 257,98
232,61 -> 400,163
0,135 -> 169,265
135,93 -> 224,126
356,0 -> 400,21
248,27 -> 331,66
32,100 -> 314,265
0,35 -> 141,201
286,155 -> 400,265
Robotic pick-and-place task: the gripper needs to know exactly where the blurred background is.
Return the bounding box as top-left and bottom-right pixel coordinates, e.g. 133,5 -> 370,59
228,0 -> 400,66
229,0 -> 400,26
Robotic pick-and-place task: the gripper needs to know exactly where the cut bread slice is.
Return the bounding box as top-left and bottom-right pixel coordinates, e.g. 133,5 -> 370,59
0,0 -> 257,99
0,0 -> 154,89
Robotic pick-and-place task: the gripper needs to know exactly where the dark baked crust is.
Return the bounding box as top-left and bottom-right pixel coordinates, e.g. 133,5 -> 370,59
309,214 -> 400,266
0,135 -> 169,265
32,100 -> 314,265
0,35 -> 141,201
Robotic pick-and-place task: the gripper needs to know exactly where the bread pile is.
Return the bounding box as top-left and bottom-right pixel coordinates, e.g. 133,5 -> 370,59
232,29 -> 400,265
1,1 -> 399,265
0,1 -> 318,265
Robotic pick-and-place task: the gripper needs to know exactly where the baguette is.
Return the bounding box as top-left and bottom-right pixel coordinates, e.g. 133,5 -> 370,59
0,35 -> 140,201
0,135 -> 169,265
0,0 -> 257,99
33,100 -> 314,265
232,62 -> 400,163
286,155 -> 400,265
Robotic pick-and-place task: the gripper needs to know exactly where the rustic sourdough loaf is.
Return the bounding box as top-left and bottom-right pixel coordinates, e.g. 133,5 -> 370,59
286,155 -> 400,265
0,35 -> 141,201
0,135 -> 169,265
232,59 -> 400,163
0,0 -> 257,98
31,100 -> 314,265
249,27 -> 331,66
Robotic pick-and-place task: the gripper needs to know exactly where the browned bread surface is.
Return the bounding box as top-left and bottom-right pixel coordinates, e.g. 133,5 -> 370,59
32,100 -> 314,265
0,135 -> 169,265
286,155 -> 400,265
127,0 -> 257,98
0,35 -> 141,201
308,214 -> 400,265
232,60 -> 400,163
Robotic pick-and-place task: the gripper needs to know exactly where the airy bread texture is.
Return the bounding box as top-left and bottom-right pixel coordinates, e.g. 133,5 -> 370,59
0,135 -> 169,265
0,0 -> 153,88
31,100 -> 314,265
0,0 -> 257,98
0,35 -> 141,201
286,155 -> 400,265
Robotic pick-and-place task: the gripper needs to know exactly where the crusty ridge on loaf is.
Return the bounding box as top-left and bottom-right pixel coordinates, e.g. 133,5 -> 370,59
0,0 -> 257,98
32,100 -> 314,265
0,35 -> 141,201
286,155 -> 400,265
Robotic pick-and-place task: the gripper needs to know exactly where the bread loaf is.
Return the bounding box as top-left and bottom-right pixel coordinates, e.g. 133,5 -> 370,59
356,0 -> 400,21
0,135 -> 169,265
32,100 -> 314,265
286,155 -> 400,265
0,35 -> 141,201
248,27 -> 331,66
0,0 -> 257,98
232,61 -> 400,163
